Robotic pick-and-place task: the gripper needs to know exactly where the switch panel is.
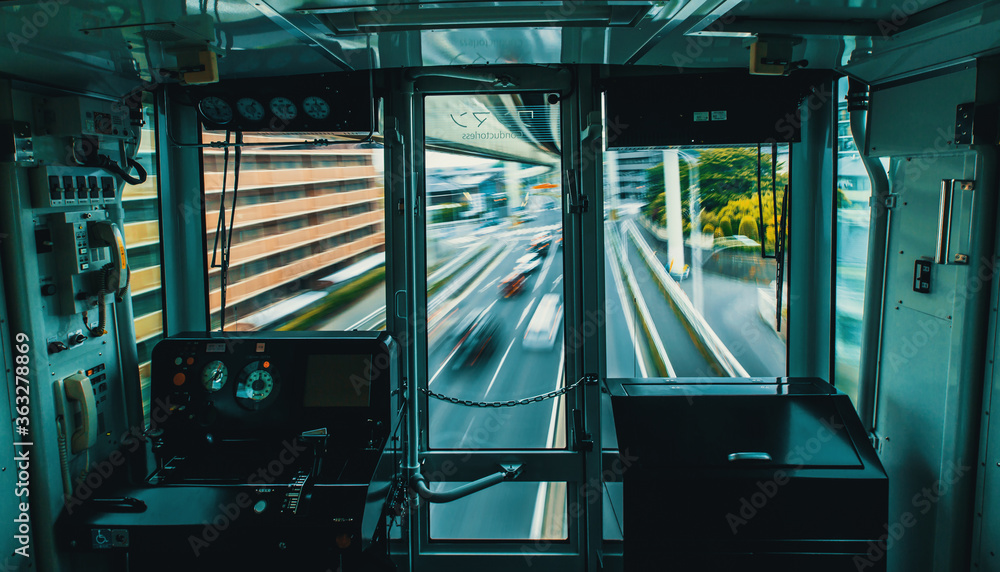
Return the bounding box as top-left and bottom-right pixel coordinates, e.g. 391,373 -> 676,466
49,210 -> 109,314
914,259 -> 932,293
31,166 -> 117,209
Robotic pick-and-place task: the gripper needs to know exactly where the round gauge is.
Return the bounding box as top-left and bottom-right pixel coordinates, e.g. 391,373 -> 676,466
235,361 -> 279,410
236,97 -> 265,121
201,360 -> 228,392
302,96 -> 330,120
198,96 -> 233,124
269,97 -> 297,121
242,370 -> 273,401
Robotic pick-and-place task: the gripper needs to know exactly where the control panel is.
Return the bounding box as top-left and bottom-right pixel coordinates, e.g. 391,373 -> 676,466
152,331 -> 396,451
31,166 -> 117,209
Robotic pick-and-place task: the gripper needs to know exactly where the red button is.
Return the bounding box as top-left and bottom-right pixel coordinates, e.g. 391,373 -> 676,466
173,373 -> 186,386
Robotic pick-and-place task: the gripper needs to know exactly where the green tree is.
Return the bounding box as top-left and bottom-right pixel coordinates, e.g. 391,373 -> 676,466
703,223 -> 715,234
719,216 -> 733,236
739,216 -> 759,241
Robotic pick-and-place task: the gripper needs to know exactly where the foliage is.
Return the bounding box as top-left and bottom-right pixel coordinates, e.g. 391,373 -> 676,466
640,147 -> 787,247
739,216 -> 759,242
837,188 -> 852,208
718,216 -> 733,236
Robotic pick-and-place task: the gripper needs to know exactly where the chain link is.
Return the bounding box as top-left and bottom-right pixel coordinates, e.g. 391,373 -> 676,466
419,375 -> 597,408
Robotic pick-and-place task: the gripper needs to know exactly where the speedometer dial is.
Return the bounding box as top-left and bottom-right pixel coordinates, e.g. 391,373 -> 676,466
269,97 -> 297,121
235,360 -> 280,410
302,96 -> 330,120
198,96 -> 232,124
236,97 -> 265,121
242,370 -> 273,401
201,360 -> 228,392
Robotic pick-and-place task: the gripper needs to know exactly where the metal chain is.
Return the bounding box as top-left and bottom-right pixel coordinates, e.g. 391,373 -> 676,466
419,375 -> 597,408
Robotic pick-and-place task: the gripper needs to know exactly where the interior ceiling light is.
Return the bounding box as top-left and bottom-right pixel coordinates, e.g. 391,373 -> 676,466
299,1 -> 657,33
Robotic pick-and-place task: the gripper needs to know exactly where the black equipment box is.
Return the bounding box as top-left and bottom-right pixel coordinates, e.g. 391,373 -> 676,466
610,377 -> 888,571
58,331 -> 401,572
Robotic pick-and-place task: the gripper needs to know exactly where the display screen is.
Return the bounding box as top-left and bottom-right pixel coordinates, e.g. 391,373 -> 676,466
303,354 -> 372,407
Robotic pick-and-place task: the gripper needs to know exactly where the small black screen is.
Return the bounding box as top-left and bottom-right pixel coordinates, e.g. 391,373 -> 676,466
303,354 -> 371,407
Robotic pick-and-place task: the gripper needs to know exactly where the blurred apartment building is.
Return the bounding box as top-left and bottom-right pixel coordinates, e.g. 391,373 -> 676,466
201,133 -> 385,330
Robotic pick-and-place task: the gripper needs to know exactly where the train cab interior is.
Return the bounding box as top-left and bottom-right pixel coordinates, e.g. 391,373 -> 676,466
1,0 -> 1000,570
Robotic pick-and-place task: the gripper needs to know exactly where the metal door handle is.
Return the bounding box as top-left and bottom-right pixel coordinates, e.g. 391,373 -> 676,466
728,452 -> 772,462
935,179 -> 954,264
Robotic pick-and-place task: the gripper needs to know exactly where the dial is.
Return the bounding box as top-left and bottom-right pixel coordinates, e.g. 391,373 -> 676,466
201,360 -> 228,392
236,97 -> 265,121
242,370 -> 274,401
235,360 -> 279,410
198,96 -> 233,124
269,97 -> 298,121
302,96 -> 330,120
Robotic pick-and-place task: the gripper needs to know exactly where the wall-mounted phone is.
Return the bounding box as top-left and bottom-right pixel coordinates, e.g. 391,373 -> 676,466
53,372 -> 98,496
47,212 -> 131,330
91,221 -> 129,300
86,221 -> 130,337
57,373 -> 98,453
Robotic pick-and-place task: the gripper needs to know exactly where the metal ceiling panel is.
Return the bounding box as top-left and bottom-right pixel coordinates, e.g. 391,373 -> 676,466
0,0 -> 998,96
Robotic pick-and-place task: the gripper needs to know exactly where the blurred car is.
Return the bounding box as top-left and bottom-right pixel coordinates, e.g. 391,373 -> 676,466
499,271 -> 528,297
515,252 -> 542,274
529,232 -> 551,256
523,293 -> 563,350
452,307 -> 501,367
668,262 -> 691,281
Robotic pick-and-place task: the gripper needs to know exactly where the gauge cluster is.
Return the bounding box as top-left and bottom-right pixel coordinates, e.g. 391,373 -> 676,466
183,71 -> 378,133
150,332 -> 398,443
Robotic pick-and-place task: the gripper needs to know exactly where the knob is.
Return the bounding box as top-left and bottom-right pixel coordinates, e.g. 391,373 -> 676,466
40,284 -> 56,296
70,333 -> 88,345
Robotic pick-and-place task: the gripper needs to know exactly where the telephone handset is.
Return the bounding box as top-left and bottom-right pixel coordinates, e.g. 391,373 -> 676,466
55,372 -> 98,454
91,222 -> 129,299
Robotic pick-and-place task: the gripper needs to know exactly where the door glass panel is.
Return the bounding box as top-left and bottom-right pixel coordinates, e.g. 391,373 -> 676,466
424,93 -> 564,450
429,482 -> 568,540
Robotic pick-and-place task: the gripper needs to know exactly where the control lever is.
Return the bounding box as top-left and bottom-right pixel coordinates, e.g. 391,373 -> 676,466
281,428 -> 328,516
299,427 -> 329,476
